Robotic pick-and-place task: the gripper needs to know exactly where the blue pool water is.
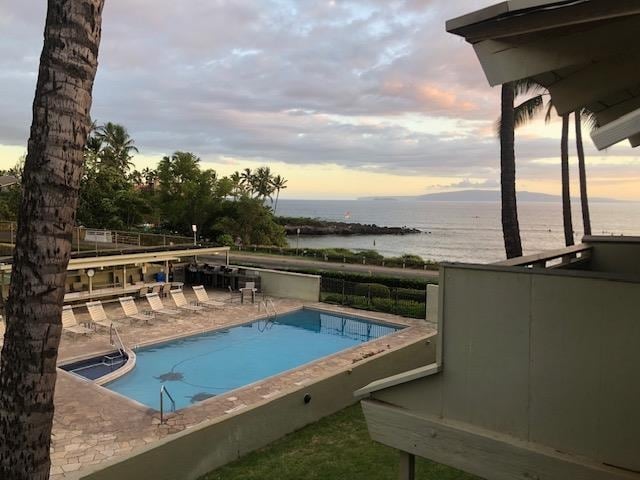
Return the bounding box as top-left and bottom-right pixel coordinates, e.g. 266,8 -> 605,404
106,308 -> 401,410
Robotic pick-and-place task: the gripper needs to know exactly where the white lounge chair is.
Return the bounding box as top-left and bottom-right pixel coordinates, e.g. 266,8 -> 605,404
193,285 -> 226,308
119,296 -> 154,324
86,300 -> 118,330
62,306 -> 93,336
145,292 -> 180,317
170,289 -> 204,313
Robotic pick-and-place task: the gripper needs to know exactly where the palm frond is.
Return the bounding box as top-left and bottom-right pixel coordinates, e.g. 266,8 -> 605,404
514,78 -> 545,97
514,95 -> 545,129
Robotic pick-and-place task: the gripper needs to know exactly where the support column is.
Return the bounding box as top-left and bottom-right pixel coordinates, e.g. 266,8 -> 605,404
399,451 -> 415,480
123,265 -> 127,289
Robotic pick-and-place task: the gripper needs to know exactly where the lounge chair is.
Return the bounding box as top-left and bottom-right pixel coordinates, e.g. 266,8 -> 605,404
85,300 -> 117,330
137,286 -> 149,298
145,292 -> 180,317
119,296 -> 154,324
62,306 -> 93,336
170,289 -> 204,313
161,283 -> 172,298
193,285 -> 226,308
150,284 -> 162,295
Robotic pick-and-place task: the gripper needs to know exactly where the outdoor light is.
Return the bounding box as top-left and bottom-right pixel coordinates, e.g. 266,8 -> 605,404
86,269 -> 95,277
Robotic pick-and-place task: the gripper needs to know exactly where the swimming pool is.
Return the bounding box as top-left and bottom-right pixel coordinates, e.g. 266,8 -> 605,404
105,308 -> 401,410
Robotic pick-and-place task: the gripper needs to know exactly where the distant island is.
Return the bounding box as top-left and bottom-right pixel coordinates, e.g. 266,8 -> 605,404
358,189 -> 623,203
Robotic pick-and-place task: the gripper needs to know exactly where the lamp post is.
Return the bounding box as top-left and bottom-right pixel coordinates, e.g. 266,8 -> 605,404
296,228 -> 300,256
192,224 -> 197,246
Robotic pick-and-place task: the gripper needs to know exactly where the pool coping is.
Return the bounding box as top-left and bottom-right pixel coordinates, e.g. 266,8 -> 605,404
60,305 -> 414,416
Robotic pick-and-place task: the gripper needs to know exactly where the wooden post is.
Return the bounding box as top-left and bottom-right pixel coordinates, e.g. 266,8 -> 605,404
399,451 -> 415,480
123,265 -> 127,289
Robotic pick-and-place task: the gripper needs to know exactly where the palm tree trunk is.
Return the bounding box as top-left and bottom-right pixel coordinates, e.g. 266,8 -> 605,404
0,2 -> 104,479
274,189 -> 280,214
575,111 -> 592,237
561,113 -> 574,246
500,83 -> 523,259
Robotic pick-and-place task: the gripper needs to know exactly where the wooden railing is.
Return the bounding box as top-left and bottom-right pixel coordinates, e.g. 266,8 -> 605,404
493,244 -> 592,269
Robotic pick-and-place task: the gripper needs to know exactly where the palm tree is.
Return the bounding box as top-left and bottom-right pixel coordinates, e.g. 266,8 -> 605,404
271,175 -> 288,213
230,171 -> 243,200
575,110 -> 592,236
254,166 -> 275,201
96,122 -> 138,173
499,82 -> 523,259
561,113 -> 574,246
240,168 -> 254,195
0,1 -> 105,477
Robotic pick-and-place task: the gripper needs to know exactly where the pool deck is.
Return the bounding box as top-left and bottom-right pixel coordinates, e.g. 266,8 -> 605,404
9,290 -> 434,478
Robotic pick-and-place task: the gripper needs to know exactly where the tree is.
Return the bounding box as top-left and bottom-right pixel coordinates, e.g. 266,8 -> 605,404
499,82 -> 523,259
575,110 -> 592,236
253,166 -> 275,201
95,122 -> 138,173
0,2 -> 105,479
561,113 -> 574,246
271,175 -> 288,213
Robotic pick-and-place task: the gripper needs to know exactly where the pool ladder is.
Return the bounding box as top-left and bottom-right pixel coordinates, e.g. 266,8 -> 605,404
259,298 -> 277,321
160,385 -> 176,424
109,325 -> 126,360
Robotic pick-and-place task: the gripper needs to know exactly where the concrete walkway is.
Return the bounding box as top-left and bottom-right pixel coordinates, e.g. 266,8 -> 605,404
220,252 -> 440,280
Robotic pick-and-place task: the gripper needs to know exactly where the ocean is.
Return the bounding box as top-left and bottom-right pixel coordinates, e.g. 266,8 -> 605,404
276,199 -> 640,264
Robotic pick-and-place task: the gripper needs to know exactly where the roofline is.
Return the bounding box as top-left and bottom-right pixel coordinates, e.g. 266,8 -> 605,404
446,0 -> 574,34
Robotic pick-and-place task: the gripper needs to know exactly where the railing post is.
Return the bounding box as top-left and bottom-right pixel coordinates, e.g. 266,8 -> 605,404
160,389 -> 164,424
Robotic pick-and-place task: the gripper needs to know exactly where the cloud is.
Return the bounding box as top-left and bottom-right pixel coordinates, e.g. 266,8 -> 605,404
433,178 -> 500,190
0,0 -> 637,185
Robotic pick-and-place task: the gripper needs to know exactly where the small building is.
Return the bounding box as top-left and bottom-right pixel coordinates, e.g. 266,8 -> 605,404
356,2 -> 640,479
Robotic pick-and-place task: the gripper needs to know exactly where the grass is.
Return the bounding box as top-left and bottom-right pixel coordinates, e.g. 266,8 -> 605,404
200,404 -> 480,480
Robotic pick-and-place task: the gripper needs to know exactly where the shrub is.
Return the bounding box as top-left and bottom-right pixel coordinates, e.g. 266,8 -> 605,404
353,283 -> 391,299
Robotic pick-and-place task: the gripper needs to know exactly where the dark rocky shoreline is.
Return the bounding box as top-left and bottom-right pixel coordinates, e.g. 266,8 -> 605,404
277,217 -> 420,236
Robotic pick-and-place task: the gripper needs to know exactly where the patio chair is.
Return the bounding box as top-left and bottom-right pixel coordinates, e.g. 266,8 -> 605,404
145,292 -> 180,317
161,283 -> 172,298
170,289 -> 204,313
150,284 -> 162,295
193,285 -> 226,308
85,300 -> 118,330
62,306 -> 93,336
226,285 -> 243,304
119,296 -> 154,324
240,281 -> 259,304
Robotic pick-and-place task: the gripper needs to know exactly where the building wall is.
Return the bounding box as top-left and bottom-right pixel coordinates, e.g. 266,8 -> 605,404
586,237 -> 640,275
243,268 -> 321,302
78,336 -> 436,480
372,264 -> 640,473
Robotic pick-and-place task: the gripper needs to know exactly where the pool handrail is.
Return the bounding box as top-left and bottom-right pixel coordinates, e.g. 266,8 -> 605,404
160,385 -> 176,423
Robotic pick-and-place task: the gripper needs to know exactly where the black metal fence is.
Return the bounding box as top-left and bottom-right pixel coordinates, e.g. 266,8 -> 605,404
320,277 -> 426,319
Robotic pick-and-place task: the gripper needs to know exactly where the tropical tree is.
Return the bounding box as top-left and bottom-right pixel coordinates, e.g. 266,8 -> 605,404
575,110 -> 592,236
96,122 -> 138,173
498,82 -> 523,259
253,166 -> 275,201
0,2 -> 105,478
271,174 -> 288,213
229,171 -> 243,200
240,168 -> 254,194
560,113 -> 574,246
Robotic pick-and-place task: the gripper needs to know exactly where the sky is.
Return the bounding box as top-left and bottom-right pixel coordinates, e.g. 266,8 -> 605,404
1,0 -> 640,200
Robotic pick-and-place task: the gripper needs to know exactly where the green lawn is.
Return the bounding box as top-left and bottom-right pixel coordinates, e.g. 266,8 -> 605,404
201,404 -> 480,480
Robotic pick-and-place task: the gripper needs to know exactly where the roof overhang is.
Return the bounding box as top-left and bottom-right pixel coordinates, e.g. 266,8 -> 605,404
447,0 -> 640,150
0,246 -> 229,273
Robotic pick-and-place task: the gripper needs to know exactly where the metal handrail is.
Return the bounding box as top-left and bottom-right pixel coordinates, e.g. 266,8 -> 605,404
109,324 -> 125,358
160,385 -> 176,424
258,298 -> 277,320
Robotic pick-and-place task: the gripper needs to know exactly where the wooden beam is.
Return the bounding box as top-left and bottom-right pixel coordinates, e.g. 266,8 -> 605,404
361,400 -> 640,480
472,15 -> 640,86
548,53 -> 640,115
354,363 -> 441,397
398,451 -> 416,480
591,106 -> 640,149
